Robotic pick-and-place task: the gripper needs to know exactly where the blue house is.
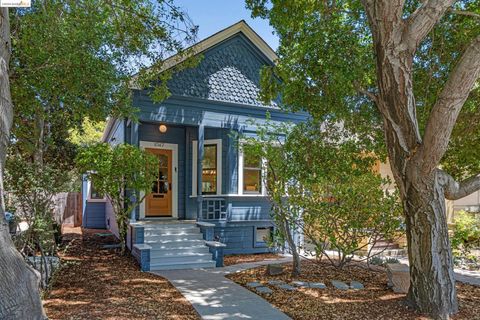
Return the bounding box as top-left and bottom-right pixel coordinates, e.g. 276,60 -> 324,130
81,21 -> 307,271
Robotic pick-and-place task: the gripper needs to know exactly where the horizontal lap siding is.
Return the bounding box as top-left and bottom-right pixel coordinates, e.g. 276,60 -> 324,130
214,222 -> 275,254
139,123 -> 186,219
84,202 -> 106,229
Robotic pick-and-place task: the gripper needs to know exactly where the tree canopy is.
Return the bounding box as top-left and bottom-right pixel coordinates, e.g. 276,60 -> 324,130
9,0 -> 198,169
248,0 -> 480,178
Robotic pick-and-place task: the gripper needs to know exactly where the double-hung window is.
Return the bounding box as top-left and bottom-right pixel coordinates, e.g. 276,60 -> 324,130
239,143 -> 266,195
192,139 -> 222,196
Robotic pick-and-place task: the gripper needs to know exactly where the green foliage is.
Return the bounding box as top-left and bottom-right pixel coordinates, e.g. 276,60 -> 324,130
68,118 -> 105,147
246,0 -> 480,178
244,120 -> 403,268
451,211 -> 480,257
9,0 -> 198,173
5,155 -> 68,261
76,143 -> 158,253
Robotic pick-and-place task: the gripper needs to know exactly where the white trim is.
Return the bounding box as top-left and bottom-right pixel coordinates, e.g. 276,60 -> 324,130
139,141 -> 179,219
86,179 -> 106,202
192,139 -> 222,197
238,141 -> 267,196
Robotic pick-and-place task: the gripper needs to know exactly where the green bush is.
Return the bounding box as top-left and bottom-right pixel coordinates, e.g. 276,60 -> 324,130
451,211 -> 480,257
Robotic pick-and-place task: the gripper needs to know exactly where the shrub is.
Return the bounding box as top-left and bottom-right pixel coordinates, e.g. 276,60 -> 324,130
451,211 -> 480,258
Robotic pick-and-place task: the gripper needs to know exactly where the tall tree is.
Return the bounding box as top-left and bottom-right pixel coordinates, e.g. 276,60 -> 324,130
1,1 -> 197,318
247,0 -> 480,318
0,7 -> 45,320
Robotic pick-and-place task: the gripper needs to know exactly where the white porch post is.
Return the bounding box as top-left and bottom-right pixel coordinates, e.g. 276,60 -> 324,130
197,123 -> 204,221
130,120 -> 139,222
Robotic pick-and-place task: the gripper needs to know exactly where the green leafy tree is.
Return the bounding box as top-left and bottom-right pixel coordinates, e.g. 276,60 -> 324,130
245,121 -> 402,273
1,1 -> 197,316
68,118 -> 106,147
247,1 -> 480,317
76,143 -> 158,254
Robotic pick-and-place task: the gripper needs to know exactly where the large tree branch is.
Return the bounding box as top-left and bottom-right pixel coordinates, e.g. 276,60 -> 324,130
438,170 -> 480,200
403,0 -> 456,51
419,35 -> 480,173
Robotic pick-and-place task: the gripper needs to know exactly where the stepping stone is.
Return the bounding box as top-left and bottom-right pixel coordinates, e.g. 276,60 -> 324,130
350,281 -> 364,290
255,286 -> 273,294
268,280 -> 285,285
331,280 -> 350,290
277,284 -> 296,291
292,281 -> 309,287
309,282 -> 327,289
246,282 -> 262,288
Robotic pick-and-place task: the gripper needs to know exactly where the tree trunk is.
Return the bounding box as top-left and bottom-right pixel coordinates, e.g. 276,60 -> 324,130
403,169 -> 457,319
280,217 -> 301,276
0,8 -> 46,319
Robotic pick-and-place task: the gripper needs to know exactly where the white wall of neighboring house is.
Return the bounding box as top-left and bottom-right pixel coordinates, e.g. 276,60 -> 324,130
378,160 -> 480,223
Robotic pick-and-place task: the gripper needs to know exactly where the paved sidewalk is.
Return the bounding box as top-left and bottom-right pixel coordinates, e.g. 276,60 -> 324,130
397,258 -> 480,287
154,258 -> 292,320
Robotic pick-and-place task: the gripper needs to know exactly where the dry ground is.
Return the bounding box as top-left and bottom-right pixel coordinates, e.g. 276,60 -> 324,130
43,227 -> 200,320
223,253 -> 281,266
227,260 -> 480,320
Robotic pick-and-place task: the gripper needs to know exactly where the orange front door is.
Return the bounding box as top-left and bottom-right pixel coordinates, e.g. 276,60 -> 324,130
145,148 -> 172,217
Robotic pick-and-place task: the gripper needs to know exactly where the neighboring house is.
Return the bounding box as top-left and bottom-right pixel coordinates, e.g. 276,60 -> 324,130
376,160 -> 480,225
81,21 -> 308,271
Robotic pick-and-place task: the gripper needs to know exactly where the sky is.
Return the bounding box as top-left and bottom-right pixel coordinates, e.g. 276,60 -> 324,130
174,0 -> 279,50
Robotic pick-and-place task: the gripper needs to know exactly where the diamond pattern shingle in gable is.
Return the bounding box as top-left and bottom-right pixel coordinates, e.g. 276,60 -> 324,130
167,35 -> 273,107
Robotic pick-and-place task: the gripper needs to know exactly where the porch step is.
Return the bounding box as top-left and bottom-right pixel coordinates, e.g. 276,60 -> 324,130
145,238 -> 207,245
145,233 -> 204,242
143,223 -> 198,230
138,222 -> 216,271
150,253 -> 213,265
144,228 -> 200,237
150,244 -> 210,253
149,260 -> 216,271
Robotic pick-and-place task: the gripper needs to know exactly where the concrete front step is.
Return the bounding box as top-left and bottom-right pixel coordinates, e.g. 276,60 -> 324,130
150,260 -> 216,271
144,229 -> 200,237
145,238 -> 207,246
143,223 -> 197,230
151,253 -> 214,265
145,233 -> 204,242
134,221 -> 218,271
150,245 -> 210,253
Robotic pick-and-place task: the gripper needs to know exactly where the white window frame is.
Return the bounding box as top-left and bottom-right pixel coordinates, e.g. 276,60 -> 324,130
192,139 -> 222,197
86,178 -> 106,202
238,141 -> 267,196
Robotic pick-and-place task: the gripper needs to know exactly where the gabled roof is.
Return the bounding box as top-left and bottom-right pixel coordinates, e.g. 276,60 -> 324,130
103,21 -> 278,141
160,20 -> 277,72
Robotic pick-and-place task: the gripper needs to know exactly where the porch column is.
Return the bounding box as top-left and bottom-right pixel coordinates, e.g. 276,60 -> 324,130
130,120 -> 139,222
197,123 -> 204,221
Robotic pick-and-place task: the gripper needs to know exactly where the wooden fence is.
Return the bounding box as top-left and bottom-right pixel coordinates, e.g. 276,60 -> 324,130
53,192 -> 82,227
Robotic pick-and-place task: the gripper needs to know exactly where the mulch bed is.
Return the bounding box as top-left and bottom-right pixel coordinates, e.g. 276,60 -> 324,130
227,260 -> 480,320
223,253 -> 281,266
43,227 -> 200,320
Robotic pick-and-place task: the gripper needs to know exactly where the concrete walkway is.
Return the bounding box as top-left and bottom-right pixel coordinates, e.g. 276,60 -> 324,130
396,257 -> 480,287
154,258 -> 292,320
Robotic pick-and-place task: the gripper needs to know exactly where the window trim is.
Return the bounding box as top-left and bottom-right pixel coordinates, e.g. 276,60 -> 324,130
87,179 -> 106,202
254,226 -> 274,248
238,141 -> 267,196
192,139 -> 222,197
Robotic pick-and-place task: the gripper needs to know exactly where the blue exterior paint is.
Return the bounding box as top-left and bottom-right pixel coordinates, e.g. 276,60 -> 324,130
81,175 -> 107,229
208,245 -> 225,267
83,202 -> 107,229
167,34 -> 275,107
99,29 -> 308,256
